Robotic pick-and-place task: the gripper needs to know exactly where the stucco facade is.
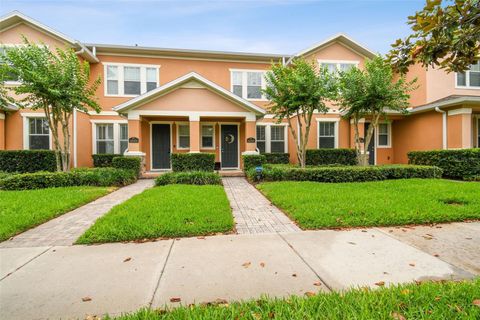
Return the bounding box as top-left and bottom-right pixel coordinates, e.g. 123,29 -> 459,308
1,11 -> 479,172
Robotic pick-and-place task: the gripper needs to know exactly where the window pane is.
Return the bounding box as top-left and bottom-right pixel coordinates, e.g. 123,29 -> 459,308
146,68 -> 157,82
339,63 -> 355,72
179,136 -> 190,148
470,61 -> 480,72
201,125 -> 214,148
178,125 -> 189,136
107,66 -> 118,79
319,137 -> 335,148
271,126 -> 284,141
256,126 -> 265,140
29,136 -> 49,150
247,72 -> 262,86
232,71 -> 242,85
124,67 -> 140,81
319,122 -> 335,136
271,141 -> 284,153
247,86 -> 262,99
97,141 -> 114,154
469,72 -> 480,87
257,141 -> 266,154
124,81 -> 141,95
120,124 -> 128,140
202,137 -> 213,148
202,125 -> 213,136
146,82 -> 157,92
120,141 -> 128,154
378,135 -> 388,146
233,85 -> 242,97
378,123 -> 388,134
321,63 -> 337,73
107,80 -> 118,95
457,72 -> 466,86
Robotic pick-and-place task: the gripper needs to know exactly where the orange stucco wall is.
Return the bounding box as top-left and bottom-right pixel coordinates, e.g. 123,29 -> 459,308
0,115 -> 5,150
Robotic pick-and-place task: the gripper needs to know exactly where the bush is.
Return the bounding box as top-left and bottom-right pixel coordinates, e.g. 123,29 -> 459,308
0,168 -> 137,190
0,150 -> 57,173
264,153 -> 290,164
171,153 -> 215,172
112,157 -> 142,176
306,149 -> 357,166
246,164 -> 442,183
242,154 -> 267,170
92,154 -> 122,168
408,149 -> 480,180
155,171 -> 222,186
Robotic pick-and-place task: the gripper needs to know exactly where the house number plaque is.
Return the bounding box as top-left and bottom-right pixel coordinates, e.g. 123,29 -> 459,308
247,137 -> 256,143
129,137 -> 139,143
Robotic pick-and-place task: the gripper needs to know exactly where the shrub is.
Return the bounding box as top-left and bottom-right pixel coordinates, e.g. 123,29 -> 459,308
0,150 -> 57,173
242,154 -> 266,170
155,171 -> 221,186
264,153 -> 290,164
0,168 -> 137,190
306,149 -> 357,166
112,156 -> 142,176
246,164 -> 442,183
171,153 -> 215,172
92,154 -> 122,168
408,149 -> 480,180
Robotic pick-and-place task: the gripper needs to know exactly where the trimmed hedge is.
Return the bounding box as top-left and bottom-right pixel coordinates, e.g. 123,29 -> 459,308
155,171 -> 222,186
408,149 -> 480,180
242,154 -> 267,170
0,168 -> 137,190
171,153 -> 215,172
246,165 -> 442,183
0,150 -> 57,173
112,156 -> 142,176
92,154 -> 122,168
265,153 -> 290,164
306,149 -> 357,166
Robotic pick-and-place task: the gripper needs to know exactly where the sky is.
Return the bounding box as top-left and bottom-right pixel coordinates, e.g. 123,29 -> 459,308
1,0 -> 426,55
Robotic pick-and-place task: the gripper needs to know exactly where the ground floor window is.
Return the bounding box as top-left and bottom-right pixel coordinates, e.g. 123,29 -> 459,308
201,124 -> 215,149
256,124 -> 287,153
93,122 -> 128,154
96,124 -> 114,154
177,124 -> 190,149
318,121 -> 337,149
28,117 -> 50,150
377,123 -> 391,147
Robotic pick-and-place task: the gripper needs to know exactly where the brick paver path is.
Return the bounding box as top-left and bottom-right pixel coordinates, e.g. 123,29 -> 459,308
0,179 -> 155,248
222,177 -> 301,234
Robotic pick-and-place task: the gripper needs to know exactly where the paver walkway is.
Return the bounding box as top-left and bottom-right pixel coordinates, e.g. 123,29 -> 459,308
0,179 -> 155,248
222,177 -> 301,234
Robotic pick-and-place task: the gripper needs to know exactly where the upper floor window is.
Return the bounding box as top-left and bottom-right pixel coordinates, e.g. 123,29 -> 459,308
319,60 -> 358,74
104,63 -> 159,97
0,46 -> 20,83
456,61 -> 480,88
231,69 -> 266,100
28,118 -> 50,150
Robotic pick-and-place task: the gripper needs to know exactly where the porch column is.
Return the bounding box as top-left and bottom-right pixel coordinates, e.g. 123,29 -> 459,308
0,113 -> 5,150
127,119 -> 142,152
245,120 -> 257,152
447,108 -> 472,149
189,115 -> 200,153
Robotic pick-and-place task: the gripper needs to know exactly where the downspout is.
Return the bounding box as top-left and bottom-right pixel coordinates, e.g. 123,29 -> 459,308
73,108 -> 77,168
435,107 -> 447,149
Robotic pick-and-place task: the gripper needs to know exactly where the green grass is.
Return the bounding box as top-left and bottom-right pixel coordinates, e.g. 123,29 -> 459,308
108,279 -> 480,319
77,185 -> 233,244
257,179 -> 480,229
0,186 -> 112,241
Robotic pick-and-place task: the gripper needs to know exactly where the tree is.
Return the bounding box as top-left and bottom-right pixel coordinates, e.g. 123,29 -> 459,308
336,56 -> 416,166
264,58 -> 337,168
388,0 -> 480,73
0,39 -> 101,171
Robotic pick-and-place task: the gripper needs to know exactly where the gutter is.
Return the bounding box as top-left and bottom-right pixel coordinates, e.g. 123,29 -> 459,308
435,107 -> 447,149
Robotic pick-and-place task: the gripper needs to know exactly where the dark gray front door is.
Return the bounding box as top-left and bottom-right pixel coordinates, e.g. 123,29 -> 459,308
221,124 -> 238,168
152,124 -> 171,169
365,123 -> 375,165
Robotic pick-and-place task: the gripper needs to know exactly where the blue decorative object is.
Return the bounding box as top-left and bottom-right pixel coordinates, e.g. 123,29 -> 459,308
255,166 -> 263,181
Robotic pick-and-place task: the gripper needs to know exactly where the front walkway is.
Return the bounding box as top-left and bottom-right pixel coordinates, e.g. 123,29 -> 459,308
0,179 -> 155,248
1,222 -> 477,319
222,177 -> 301,234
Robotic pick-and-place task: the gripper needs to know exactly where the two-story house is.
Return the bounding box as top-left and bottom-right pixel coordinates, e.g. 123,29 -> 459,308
1,11 -> 479,172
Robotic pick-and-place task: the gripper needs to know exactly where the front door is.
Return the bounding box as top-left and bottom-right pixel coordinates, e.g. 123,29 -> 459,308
221,124 -> 238,168
152,124 -> 171,169
365,123 -> 375,165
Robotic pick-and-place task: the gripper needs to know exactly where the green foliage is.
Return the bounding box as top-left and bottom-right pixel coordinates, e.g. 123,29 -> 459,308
264,153 -> 290,164
242,154 -> 267,170
0,168 -> 137,190
0,150 -> 57,173
264,59 -> 337,167
306,149 -> 357,166
408,149 -> 480,180
246,164 -> 442,183
92,154 -> 121,167
155,171 -> 221,186
388,0 -> 480,73
112,157 -> 142,176
171,153 -> 215,172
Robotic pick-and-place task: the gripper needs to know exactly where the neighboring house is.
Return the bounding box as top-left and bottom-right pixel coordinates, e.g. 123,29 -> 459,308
0,11 -> 479,171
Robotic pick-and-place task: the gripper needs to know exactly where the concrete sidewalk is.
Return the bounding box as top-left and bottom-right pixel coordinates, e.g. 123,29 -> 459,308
1,222 -> 477,320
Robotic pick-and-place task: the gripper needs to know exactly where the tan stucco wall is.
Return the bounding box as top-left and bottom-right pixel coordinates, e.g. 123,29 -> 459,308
426,68 -> 480,104
0,115 -> 5,150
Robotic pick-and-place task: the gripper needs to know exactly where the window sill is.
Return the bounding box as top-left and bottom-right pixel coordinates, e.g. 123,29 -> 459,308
377,145 -> 392,149
455,85 -> 480,90
105,94 -> 142,98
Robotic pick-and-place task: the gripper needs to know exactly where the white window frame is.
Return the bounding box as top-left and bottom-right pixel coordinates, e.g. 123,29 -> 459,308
229,69 -> 268,101
376,122 -> 392,148
91,120 -> 128,154
316,118 -> 339,149
103,62 -> 160,97
200,123 -> 215,149
455,60 -> 480,89
119,123 -> 129,154
255,123 -> 288,153
176,122 -> 190,150
318,59 -> 359,73
21,114 -> 52,150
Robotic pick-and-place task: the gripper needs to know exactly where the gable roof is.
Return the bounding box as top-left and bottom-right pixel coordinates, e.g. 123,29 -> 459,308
113,72 -> 266,115
294,33 -> 377,60
0,11 -> 98,63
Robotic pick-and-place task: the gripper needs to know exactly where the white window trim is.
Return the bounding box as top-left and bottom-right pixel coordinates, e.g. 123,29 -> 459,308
229,68 -> 268,101
255,123 -> 288,153
200,123 -> 216,149
91,120 -> 128,155
455,61 -> 480,89
103,62 -> 160,97
317,59 -> 359,72
21,113 -> 52,150
176,122 -> 190,150
316,118 -> 339,149
376,122 -> 392,149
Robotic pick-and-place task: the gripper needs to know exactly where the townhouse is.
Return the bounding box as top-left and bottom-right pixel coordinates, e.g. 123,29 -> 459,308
1,11 -> 479,172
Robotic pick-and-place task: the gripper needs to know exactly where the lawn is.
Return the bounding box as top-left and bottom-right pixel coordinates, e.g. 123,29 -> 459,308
0,186 -> 112,241
257,179 -> 480,229
108,279 -> 480,319
77,185 -> 233,244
